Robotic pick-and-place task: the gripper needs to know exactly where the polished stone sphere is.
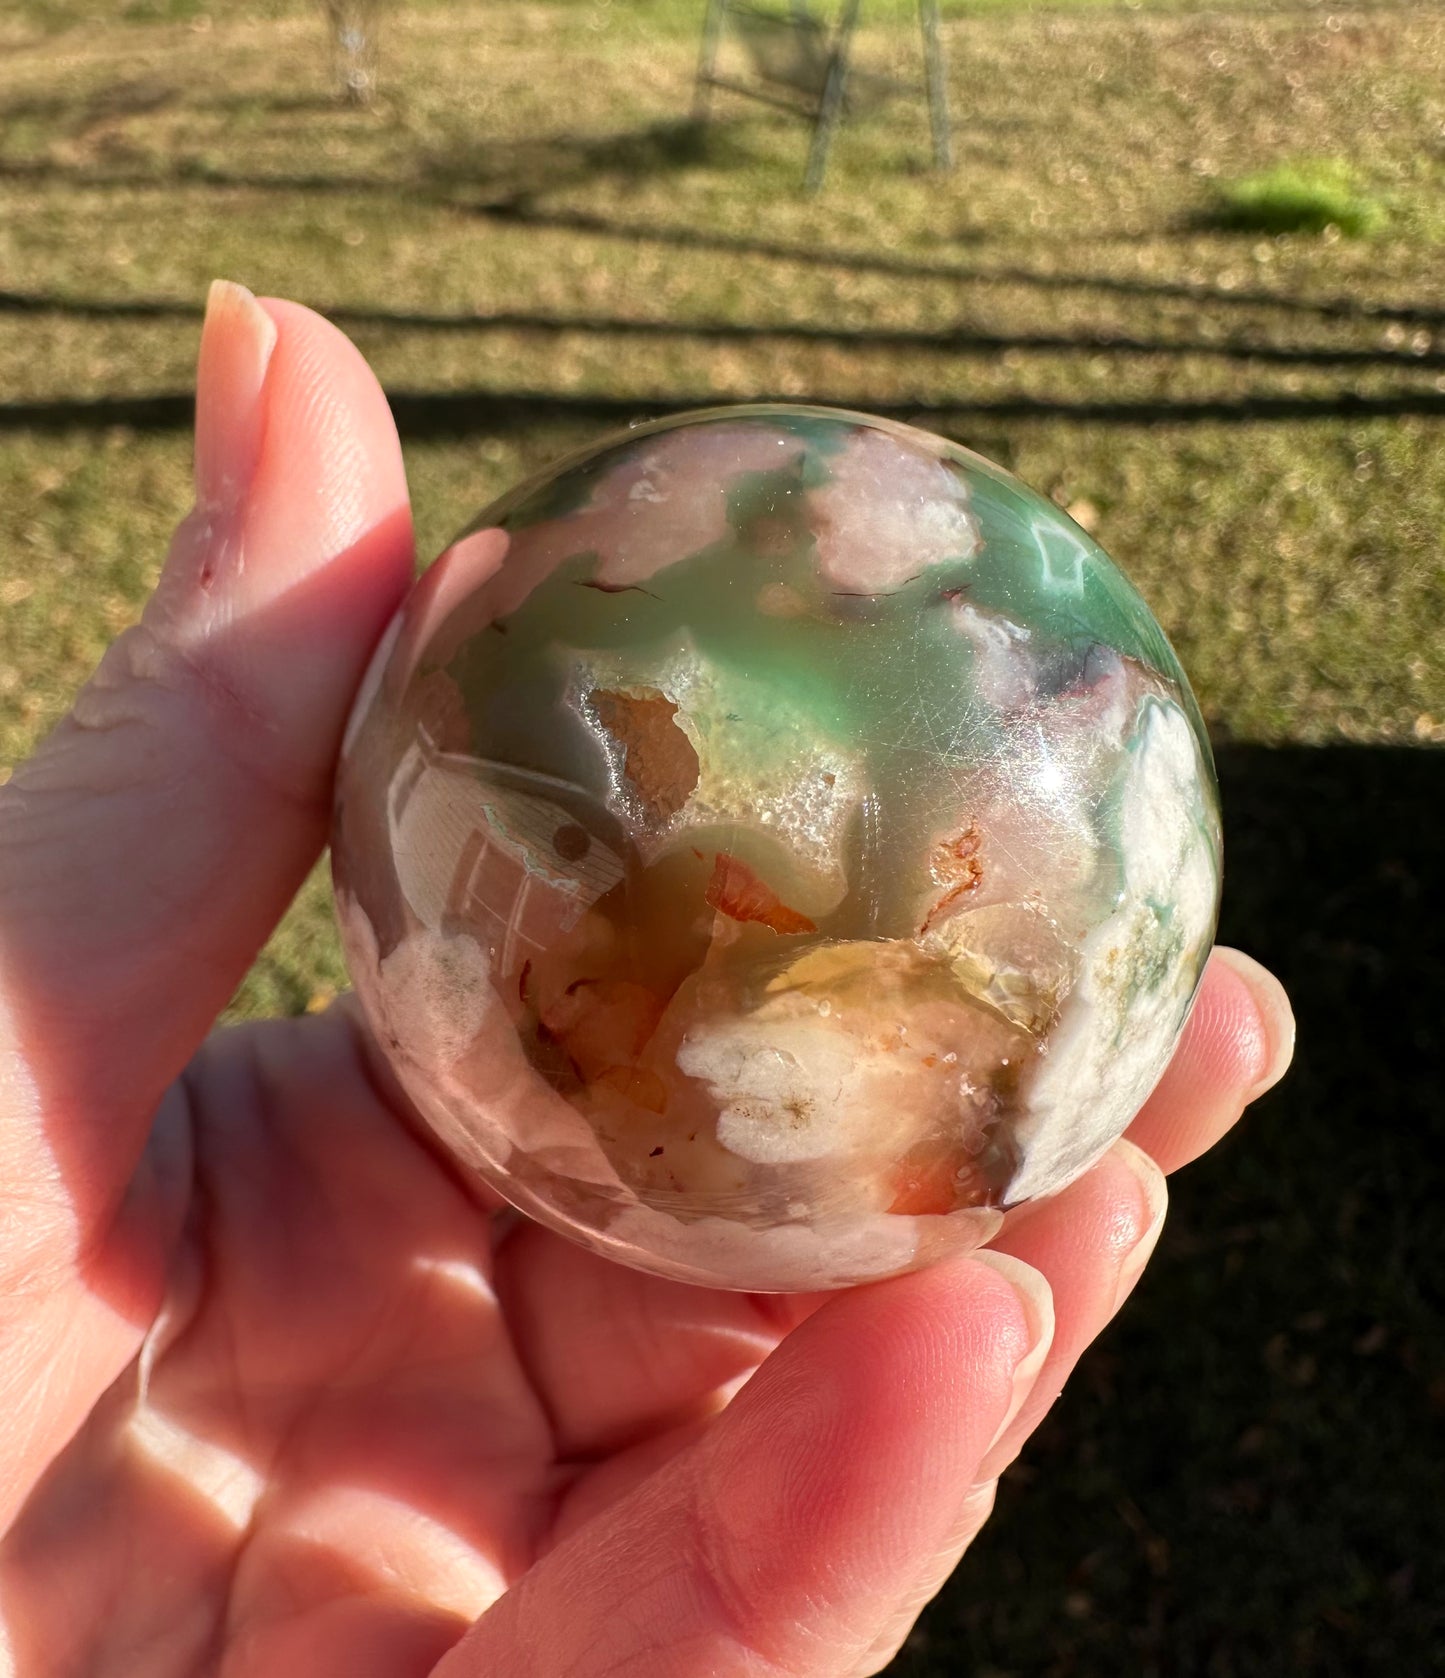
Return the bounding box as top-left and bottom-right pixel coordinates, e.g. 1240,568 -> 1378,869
332,405 -> 1220,1291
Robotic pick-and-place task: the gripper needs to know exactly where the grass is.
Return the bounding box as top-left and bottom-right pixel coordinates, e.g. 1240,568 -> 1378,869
1212,158 -> 1388,238
0,0 -> 1348,45
0,1 -> 1442,1670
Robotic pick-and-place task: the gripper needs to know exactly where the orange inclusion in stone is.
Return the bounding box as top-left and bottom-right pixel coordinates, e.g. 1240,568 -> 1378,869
590,688 -> 701,822
540,978 -> 666,1082
887,1149 -> 970,1216
705,852 -> 817,935
593,1064 -> 669,1112
919,824 -> 984,935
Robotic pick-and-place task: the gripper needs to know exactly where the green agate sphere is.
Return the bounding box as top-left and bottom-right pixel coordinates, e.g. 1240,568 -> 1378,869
333,405 -> 1221,1291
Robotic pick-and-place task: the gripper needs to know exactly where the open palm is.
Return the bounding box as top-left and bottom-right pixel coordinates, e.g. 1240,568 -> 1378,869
0,287 -> 1292,1678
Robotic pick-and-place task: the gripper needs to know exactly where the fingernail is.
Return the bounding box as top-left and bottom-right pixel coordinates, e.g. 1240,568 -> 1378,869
970,1250 -> 1054,1458
1109,1137 -> 1170,1314
194,279 -> 277,517
1212,946 -> 1297,1101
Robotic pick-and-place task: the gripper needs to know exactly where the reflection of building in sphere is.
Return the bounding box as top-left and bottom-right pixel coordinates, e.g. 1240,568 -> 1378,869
386,741 -> 623,978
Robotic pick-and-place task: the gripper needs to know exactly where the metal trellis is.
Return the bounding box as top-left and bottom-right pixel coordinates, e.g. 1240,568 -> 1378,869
693,0 -> 953,192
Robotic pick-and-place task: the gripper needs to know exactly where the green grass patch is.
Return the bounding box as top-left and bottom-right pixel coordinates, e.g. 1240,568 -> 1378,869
1211,159 -> 1387,239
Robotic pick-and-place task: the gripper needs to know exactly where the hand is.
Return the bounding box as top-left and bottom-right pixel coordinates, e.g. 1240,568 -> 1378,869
0,284 -> 1294,1678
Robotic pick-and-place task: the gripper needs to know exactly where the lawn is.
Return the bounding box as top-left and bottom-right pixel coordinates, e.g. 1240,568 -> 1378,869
1,0 -> 1442,1670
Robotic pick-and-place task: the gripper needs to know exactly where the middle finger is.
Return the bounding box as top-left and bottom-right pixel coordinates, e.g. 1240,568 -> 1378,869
978,1137 -> 1167,1481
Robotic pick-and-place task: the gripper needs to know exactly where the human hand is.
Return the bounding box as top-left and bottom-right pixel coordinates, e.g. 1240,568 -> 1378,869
0,284 -> 1294,1677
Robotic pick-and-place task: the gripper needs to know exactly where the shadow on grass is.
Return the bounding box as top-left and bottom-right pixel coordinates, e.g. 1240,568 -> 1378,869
1,153 -> 1441,330
893,742 -> 1444,1677
0,78 -> 356,131
486,202 -> 1445,329
3,288 -> 1443,373
3,385 -> 1444,436
415,117 -> 740,199
0,112 -> 736,207
0,76 -> 179,131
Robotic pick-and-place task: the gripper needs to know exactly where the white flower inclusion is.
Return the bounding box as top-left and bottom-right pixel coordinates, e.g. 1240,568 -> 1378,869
1007,697 -> 1218,1202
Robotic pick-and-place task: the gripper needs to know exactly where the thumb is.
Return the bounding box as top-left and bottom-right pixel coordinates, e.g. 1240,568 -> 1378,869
0,283 -> 412,1528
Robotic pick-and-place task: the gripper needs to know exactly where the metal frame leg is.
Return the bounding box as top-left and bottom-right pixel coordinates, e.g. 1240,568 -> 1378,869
803,0 -> 861,193
694,0 -> 728,122
919,0 -> 952,171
